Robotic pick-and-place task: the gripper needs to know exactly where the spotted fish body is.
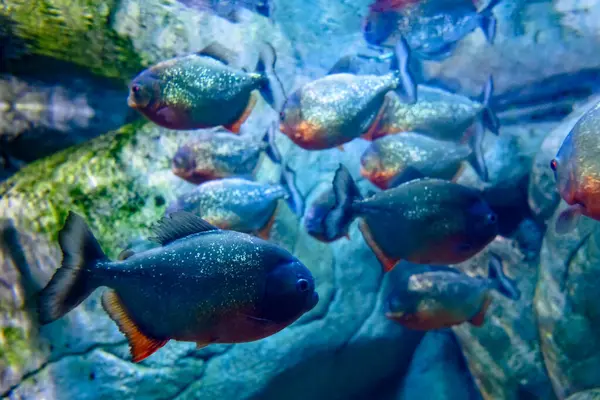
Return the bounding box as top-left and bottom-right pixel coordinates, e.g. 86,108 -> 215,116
280,73 -> 399,150
386,264 -> 493,330
172,132 -> 269,184
167,178 -> 288,234
360,132 -> 471,189
386,257 -> 519,330
363,0 -> 500,60
326,165 -> 498,272
38,212 -> 318,362
374,87 -> 484,142
128,44 -> 279,133
552,101 -> 600,233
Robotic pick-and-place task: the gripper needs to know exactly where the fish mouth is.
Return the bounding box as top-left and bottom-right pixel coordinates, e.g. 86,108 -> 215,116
306,291 -> 319,311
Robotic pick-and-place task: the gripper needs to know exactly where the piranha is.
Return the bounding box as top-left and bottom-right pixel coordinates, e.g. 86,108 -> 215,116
279,38 -> 417,151
38,211 -> 319,362
360,131 -> 488,189
128,42 -> 283,133
167,165 -> 304,239
385,254 -> 520,330
320,164 -> 498,272
551,101 -> 600,234
368,76 -> 499,175
172,123 -> 282,184
177,0 -> 272,24
363,0 -> 502,60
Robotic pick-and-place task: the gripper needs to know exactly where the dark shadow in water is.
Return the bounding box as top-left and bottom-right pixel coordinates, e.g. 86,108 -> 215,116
0,14 -> 30,71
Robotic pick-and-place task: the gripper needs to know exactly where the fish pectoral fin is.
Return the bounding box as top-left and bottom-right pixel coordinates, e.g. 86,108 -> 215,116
362,96 -> 389,142
555,204 -> 584,235
469,295 -> 492,327
117,249 -> 136,261
151,212 -> 220,246
223,92 -> 258,134
256,208 -> 277,240
358,220 -> 400,273
196,342 -> 210,349
196,42 -> 238,65
101,290 -> 168,363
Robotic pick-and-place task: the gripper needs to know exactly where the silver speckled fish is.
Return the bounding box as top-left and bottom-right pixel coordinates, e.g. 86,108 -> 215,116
322,164 -> 498,272
128,42 -> 282,133
172,124 -> 281,184
363,0 -> 502,60
167,169 -> 303,239
360,132 -> 484,189
279,39 -> 417,150
38,211 -> 318,363
551,101 -> 600,234
386,255 -> 520,330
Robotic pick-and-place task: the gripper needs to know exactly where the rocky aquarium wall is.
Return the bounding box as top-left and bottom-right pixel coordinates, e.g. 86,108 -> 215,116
2,0 -> 600,399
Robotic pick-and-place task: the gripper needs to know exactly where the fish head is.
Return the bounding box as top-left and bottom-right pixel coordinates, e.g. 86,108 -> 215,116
257,260 -> 319,324
279,90 -> 327,149
128,71 -> 161,111
550,124 -> 600,217
172,144 -> 199,180
360,145 -> 397,189
362,10 -> 397,46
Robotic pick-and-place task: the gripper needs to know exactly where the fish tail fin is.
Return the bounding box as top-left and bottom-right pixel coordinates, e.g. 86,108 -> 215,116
280,163 -> 305,216
488,253 -> 521,300
325,164 -> 363,239
466,121 -> 490,182
479,0 -> 500,44
263,121 -> 283,163
38,212 -> 107,324
390,36 -> 417,104
256,42 -> 286,111
479,76 -> 500,135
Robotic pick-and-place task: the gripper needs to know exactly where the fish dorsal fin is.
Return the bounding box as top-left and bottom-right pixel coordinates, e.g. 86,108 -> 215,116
101,290 -> 168,363
151,212 -> 219,246
196,42 -> 237,65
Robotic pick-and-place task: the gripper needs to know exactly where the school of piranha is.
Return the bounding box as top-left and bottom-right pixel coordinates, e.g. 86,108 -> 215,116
36,0 -> 598,364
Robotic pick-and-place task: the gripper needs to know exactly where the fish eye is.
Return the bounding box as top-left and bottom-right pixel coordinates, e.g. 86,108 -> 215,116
296,278 -> 309,292
550,159 -> 558,171
132,84 -> 141,94
279,110 -> 286,120
486,213 -> 497,224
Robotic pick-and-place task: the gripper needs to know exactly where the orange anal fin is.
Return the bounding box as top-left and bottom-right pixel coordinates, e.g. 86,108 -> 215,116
224,92 -> 258,134
256,208 -> 277,240
362,96 -> 389,142
358,220 -> 400,272
101,290 -> 169,363
451,163 -> 466,183
337,145 -> 345,152
469,294 -> 492,327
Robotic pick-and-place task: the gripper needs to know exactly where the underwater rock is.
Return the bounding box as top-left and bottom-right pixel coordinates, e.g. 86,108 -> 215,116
451,235 -> 556,400
396,330 -> 481,400
535,200 -> 600,397
0,73 -> 135,164
567,389 -> 600,400
0,117 -> 422,399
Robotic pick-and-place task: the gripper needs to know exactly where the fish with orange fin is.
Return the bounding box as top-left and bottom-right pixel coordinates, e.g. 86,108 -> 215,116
38,211 -> 318,363
360,132 -> 488,189
167,165 -> 304,239
385,255 -> 520,330
363,0 -> 502,60
172,123 -> 282,184
279,38 -> 416,151
369,76 -> 499,153
319,164 -> 498,272
128,42 -> 283,133
551,101 -> 600,234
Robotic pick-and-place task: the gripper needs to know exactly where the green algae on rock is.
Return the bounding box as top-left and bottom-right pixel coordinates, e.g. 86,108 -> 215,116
0,0 -> 143,80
